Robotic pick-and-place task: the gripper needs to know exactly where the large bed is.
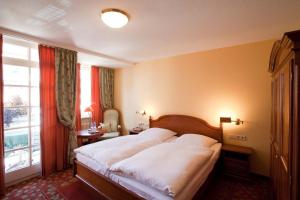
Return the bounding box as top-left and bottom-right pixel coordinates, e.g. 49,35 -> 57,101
73,115 -> 223,200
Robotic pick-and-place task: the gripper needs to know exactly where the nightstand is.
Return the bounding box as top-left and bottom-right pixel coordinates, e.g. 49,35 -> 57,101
77,129 -> 105,147
221,144 -> 253,180
129,129 -> 143,135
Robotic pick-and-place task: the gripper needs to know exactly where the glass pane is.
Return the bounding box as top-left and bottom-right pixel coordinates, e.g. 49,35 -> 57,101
80,67 -> 91,117
31,126 -> 40,146
4,128 -> 29,151
5,149 -> 30,173
31,87 -> 40,106
31,146 -> 40,165
30,48 -> 39,62
31,107 -> 40,126
4,108 -> 29,129
4,86 -> 29,107
3,64 -> 29,86
3,43 -> 28,60
31,68 -> 40,86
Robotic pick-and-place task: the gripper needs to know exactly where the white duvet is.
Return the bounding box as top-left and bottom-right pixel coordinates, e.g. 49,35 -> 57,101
74,128 -> 177,174
110,142 -> 213,197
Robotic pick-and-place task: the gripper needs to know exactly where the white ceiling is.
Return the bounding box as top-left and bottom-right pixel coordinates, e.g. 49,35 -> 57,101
0,0 -> 300,67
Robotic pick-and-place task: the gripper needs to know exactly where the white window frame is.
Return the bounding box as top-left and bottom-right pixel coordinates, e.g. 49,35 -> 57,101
80,64 -> 91,118
3,36 -> 41,184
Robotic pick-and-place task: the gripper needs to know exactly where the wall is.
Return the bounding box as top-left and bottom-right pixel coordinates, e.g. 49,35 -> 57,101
114,40 -> 275,176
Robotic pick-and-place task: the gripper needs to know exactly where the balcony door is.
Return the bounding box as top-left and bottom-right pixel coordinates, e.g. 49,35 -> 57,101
2,36 -> 41,184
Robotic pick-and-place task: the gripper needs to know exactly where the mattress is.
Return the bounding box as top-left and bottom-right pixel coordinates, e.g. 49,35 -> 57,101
110,143 -> 222,200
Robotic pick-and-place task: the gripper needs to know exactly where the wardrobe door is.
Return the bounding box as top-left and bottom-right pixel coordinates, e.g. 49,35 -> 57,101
279,60 -> 292,200
271,143 -> 280,200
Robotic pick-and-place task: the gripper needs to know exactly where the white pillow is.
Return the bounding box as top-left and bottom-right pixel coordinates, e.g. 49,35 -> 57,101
175,134 -> 217,147
138,128 -> 177,141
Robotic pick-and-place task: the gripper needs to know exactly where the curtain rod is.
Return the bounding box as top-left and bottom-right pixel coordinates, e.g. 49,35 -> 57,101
0,27 -> 136,66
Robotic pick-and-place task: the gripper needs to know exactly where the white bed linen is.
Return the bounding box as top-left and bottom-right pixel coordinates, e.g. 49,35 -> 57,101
110,141 -> 214,196
75,136 -> 178,175
75,135 -> 169,175
109,143 -> 222,200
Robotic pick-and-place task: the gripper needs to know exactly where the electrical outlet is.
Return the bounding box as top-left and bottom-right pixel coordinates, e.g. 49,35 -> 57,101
240,135 -> 247,141
229,135 -> 247,141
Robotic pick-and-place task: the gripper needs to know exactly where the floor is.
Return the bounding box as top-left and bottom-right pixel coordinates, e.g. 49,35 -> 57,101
1,169 -> 270,200
204,174 -> 270,200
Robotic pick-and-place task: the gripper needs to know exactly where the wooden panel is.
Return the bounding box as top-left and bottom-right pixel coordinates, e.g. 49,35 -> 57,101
274,76 -> 281,152
222,144 -> 253,155
279,159 -> 290,200
149,115 -> 223,142
281,61 -> 291,171
291,59 -> 300,200
75,160 -> 143,200
270,144 -> 279,200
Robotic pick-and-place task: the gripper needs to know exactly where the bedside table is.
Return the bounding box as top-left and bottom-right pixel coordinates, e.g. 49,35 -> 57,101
221,144 -> 253,180
77,129 -> 105,147
129,129 -> 143,135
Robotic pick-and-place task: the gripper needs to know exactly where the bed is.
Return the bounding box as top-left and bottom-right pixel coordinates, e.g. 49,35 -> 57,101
73,115 -> 223,200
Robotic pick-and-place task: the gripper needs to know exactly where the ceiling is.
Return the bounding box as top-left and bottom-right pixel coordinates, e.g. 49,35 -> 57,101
0,0 -> 300,67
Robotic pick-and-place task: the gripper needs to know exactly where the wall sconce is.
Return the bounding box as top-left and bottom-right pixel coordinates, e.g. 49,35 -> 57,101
220,117 -> 244,125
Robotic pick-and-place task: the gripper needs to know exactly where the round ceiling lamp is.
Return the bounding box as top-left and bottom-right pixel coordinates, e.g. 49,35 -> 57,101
101,8 -> 129,28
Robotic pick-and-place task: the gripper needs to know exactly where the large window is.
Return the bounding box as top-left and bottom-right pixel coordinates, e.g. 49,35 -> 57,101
80,65 -> 91,118
3,36 -> 40,176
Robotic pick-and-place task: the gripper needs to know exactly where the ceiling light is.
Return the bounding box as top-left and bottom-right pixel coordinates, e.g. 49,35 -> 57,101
101,8 -> 129,28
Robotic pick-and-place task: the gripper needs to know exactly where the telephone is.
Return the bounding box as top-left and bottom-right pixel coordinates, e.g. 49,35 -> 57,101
133,127 -> 143,132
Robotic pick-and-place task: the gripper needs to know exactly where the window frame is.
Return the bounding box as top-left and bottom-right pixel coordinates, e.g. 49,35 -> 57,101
2,36 -> 41,177
80,64 -> 91,119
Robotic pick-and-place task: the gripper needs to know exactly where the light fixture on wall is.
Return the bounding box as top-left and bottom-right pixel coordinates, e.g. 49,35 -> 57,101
220,117 -> 244,125
101,8 -> 129,28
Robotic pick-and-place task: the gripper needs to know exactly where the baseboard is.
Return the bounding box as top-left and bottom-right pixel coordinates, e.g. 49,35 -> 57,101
5,172 -> 41,187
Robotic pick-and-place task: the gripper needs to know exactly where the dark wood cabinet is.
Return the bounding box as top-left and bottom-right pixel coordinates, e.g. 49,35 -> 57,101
269,30 -> 300,200
221,144 -> 253,180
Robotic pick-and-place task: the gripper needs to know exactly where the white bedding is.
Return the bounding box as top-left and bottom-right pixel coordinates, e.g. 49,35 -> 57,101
110,140 -> 214,197
110,143 -> 222,200
75,136 -> 178,175
75,132 -> 222,200
74,128 -> 176,175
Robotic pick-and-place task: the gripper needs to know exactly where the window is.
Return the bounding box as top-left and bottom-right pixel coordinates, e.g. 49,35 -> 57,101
3,36 -> 40,175
80,65 -> 91,118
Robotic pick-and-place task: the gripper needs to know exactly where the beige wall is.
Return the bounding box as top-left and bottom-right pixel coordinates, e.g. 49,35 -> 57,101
114,40 -> 275,176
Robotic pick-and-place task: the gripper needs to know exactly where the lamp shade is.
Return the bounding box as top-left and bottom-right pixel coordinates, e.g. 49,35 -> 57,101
84,106 -> 94,112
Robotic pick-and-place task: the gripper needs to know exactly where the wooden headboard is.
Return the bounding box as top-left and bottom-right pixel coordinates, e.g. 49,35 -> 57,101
149,115 -> 223,143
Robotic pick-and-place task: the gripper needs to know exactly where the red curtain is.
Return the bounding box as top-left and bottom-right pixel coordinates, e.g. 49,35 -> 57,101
39,45 -> 68,177
91,66 -> 103,124
75,63 -> 81,131
0,34 -> 5,196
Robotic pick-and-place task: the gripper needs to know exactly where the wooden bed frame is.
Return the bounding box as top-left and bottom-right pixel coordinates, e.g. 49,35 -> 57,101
74,114 -> 223,200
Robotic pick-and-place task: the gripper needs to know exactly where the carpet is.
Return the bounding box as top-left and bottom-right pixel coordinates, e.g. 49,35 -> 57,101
1,169 -> 270,200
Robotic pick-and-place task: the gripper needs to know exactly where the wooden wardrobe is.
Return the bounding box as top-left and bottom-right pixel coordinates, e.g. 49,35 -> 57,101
269,30 -> 300,200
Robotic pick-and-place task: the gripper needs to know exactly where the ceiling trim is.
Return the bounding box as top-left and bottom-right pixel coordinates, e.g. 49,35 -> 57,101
0,27 -> 136,66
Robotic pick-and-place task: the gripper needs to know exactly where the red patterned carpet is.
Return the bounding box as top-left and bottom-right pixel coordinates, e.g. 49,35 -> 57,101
203,175 -> 270,200
1,169 -> 270,200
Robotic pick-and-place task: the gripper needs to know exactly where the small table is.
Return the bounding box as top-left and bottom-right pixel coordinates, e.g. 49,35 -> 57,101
77,129 -> 105,147
221,144 -> 253,180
